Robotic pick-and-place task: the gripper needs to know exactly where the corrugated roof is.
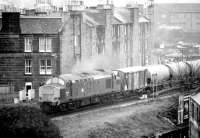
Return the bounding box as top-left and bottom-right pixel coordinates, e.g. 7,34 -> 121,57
0,16 -> 62,34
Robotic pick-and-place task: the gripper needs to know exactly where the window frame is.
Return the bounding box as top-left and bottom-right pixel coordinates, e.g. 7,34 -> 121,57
39,59 -> 52,75
24,37 -> 33,52
39,37 -> 52,52
46,59 -> 52,75
25,59 -> 32,75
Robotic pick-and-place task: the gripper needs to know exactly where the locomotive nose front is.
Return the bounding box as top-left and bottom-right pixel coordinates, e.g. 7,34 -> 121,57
39,85 -> 61,105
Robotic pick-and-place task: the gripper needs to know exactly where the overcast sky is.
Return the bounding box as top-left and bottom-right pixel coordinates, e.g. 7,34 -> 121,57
2,0 -> 200,8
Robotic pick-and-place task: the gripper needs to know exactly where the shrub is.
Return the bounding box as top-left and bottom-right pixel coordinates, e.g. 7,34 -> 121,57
0,105 -> 62,138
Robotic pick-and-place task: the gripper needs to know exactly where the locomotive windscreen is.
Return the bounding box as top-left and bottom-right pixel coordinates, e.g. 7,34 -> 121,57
46,77 -> 65,86
39,85 -> 61,102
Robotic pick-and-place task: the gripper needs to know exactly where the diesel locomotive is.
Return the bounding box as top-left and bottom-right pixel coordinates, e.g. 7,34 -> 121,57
39,60 -> 200,113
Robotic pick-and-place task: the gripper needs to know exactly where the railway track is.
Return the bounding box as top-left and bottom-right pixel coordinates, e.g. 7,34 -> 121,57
49,83 -> 200,118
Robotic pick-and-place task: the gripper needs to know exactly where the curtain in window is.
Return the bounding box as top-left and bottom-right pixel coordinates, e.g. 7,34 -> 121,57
46,59 -> 52,74
40,60 -> 46,74
25,38 -> 32,52
46,38 -> 52,52
39,38 -> 45,52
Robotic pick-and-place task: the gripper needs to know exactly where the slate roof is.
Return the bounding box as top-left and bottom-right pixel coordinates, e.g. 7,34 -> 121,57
191,93 -> 200,105
113,8 -> 131,23
112,17 -> 122,24
0,16 -> 62,34
139,16 -> 150,23
85,10 -> 105,25
20,17 -> 62,34
85,7 -> 132,25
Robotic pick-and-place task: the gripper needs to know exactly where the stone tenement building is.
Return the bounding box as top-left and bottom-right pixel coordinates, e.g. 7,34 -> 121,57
61,5 -> 147,73
0,12 -> 61,97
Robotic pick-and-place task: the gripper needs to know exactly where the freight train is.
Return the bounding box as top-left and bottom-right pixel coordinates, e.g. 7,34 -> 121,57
39,60 -> 200,113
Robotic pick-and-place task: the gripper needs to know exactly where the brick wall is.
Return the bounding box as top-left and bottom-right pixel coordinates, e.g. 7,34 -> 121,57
0,34 -> 60,98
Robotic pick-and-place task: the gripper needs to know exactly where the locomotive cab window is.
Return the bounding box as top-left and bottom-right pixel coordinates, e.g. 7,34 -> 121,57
46,77 -> 65,86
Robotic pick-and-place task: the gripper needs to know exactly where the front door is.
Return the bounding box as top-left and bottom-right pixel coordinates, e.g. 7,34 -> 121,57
25,82 -> 32,97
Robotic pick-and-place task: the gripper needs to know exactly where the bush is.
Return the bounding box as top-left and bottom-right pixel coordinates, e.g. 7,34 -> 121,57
0,105 -> 62,138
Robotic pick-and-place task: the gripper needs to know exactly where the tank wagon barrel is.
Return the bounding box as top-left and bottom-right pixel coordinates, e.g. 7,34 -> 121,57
186,60 -> 200,78
145,65 -> 170,83
165,62 -> 191,80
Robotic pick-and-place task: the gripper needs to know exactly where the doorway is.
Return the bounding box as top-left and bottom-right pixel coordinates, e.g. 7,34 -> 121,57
25,82 -> 32,97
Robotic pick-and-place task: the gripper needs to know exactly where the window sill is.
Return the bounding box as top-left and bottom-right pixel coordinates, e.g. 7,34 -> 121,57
25,73 -> 32,75
39,51 -> 52,53
39,74 -> 52,76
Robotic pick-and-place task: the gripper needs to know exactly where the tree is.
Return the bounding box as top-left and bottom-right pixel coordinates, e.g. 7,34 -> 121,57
0,105 -> 62,138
